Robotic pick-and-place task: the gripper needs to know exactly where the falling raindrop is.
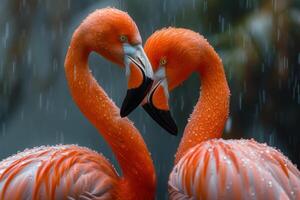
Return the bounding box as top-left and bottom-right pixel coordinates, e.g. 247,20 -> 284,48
180,95 -> 184,111
277,28 -> 280,41
268,133 -> 275,146
272,0 -> 277,12
27,48 -> 32,64
39,93 -> 43,110
219,15 -> 225,33
262,89 -> 266,104
46,98 -> 50,112
142,124 -> 146,134
12,60 -> 16,74
225,117 -> 232,133
203,0 -> 207,12
67,0 -> 71,9
60,132 -> 64,144
3,22 -> 9,48
163,0 -> 167,13
52,59 -> 58,72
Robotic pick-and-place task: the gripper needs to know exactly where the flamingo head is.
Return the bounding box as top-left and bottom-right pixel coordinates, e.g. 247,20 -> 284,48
78,8 -> 153,116
143,28 -> 202,135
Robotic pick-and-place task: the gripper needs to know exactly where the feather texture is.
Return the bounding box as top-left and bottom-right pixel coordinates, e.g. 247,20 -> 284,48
0,145 -> 118,200
169,139 -> 300,200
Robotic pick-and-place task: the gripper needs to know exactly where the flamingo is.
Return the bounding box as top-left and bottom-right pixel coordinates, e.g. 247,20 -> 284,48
143,27 -> 300,199
0,8 -> 156,200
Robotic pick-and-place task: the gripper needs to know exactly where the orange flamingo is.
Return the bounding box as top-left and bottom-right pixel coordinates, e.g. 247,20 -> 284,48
0,8 -> 156,200
143,28 -> 300,199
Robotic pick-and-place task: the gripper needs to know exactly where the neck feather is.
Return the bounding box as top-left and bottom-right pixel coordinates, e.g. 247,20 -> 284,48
64,34 -> 155,198
175,44 -> 230,164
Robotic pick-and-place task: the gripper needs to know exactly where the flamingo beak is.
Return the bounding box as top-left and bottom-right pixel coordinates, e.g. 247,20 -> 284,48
142,67 -> 178,135
120,44 -> 154,117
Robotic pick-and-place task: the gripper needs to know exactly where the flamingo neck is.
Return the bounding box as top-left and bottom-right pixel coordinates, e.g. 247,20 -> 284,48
175,48 -> 230,164
64,34 -> 155,198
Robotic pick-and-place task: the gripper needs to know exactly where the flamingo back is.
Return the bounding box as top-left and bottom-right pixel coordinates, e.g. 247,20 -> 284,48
169,139 -> 300,200
0,145 -> 119,200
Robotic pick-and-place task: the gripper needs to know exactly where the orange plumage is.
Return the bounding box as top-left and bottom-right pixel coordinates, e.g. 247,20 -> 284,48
0,8 -> 156,200
0,145 -> 118,199
144,27 -> 300,199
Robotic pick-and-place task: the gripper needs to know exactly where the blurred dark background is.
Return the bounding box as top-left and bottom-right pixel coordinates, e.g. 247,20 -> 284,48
0,0 -> 299,199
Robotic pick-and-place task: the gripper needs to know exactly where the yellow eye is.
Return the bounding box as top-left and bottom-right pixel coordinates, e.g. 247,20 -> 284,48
120,35 -> 128,42
160,58 -> 167,65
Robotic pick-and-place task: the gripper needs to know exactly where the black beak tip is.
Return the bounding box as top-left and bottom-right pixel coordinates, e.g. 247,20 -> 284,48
120,77 -> 153,117
143,103 -> 178,136
120,106 -> 129,118
169,124 -> 178,136
120,92 -> 139,117
164,117 -> 178,136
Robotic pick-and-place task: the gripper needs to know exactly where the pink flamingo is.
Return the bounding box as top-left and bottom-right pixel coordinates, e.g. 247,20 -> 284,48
0,8 -> 156,200
143,27 -> 300,199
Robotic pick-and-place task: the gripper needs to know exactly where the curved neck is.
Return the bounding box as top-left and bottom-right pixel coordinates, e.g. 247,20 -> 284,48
65,34 -> 155,198
175,45 -> 230,164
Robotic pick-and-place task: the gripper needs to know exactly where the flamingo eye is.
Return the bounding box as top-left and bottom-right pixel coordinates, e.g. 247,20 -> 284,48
120,35 -> 128,42
160,58 -> 167,66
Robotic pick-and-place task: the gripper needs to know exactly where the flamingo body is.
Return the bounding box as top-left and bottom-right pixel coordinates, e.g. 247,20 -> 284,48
0,145 -> 118,200
169,139 -> 300,200
143,28 -> 300,200
0,8 -> 156,200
